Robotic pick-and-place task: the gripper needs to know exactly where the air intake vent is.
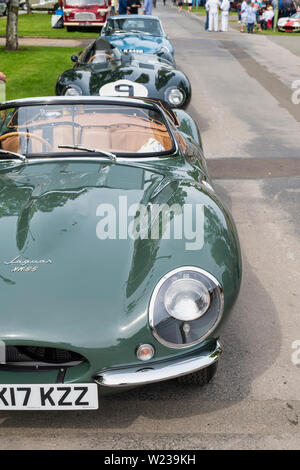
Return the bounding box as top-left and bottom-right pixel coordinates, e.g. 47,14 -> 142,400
6,345 -> 85,365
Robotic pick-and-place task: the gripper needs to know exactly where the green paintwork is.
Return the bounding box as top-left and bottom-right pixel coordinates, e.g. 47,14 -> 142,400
0,102 -> 241,387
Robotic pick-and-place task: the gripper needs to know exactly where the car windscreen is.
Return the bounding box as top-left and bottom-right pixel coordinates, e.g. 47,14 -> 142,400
82,40 -> 121,64
65,0 -> 105,5
105,18 -> 163,37
0,103 -> 174,157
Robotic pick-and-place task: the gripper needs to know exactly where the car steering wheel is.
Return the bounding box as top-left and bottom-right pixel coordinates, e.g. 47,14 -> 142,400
0,132 -> 52,150
87,53 -> 114,63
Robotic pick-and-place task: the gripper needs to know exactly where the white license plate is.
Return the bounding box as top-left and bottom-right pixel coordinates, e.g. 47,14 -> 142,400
0,384 -> 98,410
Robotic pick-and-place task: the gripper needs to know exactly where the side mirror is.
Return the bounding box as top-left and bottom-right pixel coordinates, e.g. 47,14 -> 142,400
71,55 -> 78,63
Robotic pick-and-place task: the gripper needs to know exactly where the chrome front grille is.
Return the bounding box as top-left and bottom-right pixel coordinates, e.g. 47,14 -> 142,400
74,12 -> 96,21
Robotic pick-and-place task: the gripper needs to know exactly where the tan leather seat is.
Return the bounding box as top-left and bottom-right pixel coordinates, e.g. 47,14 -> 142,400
1,134 -> 20,154
111,125 -> 172,152
80,127 -> 112,151
53,125 -> 80,152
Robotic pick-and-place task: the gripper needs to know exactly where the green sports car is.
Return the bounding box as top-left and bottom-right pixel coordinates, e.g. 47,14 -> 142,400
0,96 -> 241,410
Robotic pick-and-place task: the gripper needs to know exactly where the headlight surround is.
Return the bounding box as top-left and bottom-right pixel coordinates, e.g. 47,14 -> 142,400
64,85 -> 82,96
149,267 -> 224,349
165,87 -> 185,107
158,46 -> 170,55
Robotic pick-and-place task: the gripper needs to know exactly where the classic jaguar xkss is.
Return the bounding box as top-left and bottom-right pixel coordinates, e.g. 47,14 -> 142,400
0,96 -> 241,410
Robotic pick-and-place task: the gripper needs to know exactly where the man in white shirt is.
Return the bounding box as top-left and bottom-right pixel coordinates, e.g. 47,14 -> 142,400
240,0 -> 248,32
220,0 -> 230,31
206,0 -> 221,31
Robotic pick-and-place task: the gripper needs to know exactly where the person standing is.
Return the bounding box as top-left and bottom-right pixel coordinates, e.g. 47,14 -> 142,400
205,0 -> 209,29
0,73 -> 6,82
240,0 -> 248,31
220,0 -> 230,30
293,0 -> 300,10
206,0 -> 221,31
246,1 -> 257,32
236,1 -> 242,22
110,0 -> 115,14
143,0 -> 153,13
118,0 -> 128,14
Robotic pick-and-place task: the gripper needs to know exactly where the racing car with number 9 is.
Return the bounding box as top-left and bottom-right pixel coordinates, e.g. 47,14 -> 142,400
56,38 -> 191,109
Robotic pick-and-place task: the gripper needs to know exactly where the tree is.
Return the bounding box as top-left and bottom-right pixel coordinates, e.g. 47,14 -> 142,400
6,0 -> 19,51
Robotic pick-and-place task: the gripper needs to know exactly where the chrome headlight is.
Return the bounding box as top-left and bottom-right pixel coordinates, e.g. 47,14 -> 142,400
158,46 -> 170,55
149,267 -> 223,348
165,87 -> 185,107
64,85 -> 82,96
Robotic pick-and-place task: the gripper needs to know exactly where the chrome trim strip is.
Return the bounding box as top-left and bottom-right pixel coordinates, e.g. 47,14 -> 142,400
95,340 -> 222,387
149,266 -> 224,349
0,95 -> 166,110
8,154 -> 178,165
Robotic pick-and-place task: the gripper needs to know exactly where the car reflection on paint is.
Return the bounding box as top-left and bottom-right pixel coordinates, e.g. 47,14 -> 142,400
0,96 -> 241,408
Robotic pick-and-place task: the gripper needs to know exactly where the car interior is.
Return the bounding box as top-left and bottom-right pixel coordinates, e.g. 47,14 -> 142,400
0,104 -> 174,155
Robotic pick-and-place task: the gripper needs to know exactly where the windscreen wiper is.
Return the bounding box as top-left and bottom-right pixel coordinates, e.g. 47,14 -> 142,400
0,149 -> 28,163
58,145 -> 117,162
129,30 -> 151,35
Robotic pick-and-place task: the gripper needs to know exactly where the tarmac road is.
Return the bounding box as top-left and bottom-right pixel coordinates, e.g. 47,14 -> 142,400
0,4 -> 299,450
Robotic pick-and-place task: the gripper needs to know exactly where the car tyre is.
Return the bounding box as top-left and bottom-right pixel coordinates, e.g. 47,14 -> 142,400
66,26 -> 75,32
177,362 -> 218,386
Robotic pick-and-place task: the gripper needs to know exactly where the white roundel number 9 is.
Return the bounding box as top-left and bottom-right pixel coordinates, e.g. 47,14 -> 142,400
99,79 -> 149,98
114,83 -> 134,96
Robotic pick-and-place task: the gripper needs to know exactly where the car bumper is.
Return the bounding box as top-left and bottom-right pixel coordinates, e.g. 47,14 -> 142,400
64,21 -> 105,26
94,339 -> 222,388
278,25 -> 300,32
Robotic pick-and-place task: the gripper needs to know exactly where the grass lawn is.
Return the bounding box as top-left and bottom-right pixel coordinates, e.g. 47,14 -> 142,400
0,12 -> 99,38
257,28 -> 300,35
0,46 -> 77,100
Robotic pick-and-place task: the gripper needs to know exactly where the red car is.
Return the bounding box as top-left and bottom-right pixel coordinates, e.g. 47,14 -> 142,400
278,12 -> 300,31
60,0 -> 111,31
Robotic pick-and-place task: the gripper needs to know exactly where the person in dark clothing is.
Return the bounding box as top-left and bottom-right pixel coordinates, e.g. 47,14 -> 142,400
118,0 -> 128,14
127,0 -> 141,13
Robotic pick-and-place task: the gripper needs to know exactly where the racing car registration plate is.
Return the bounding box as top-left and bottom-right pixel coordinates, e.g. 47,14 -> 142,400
0,384 -> 99,410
